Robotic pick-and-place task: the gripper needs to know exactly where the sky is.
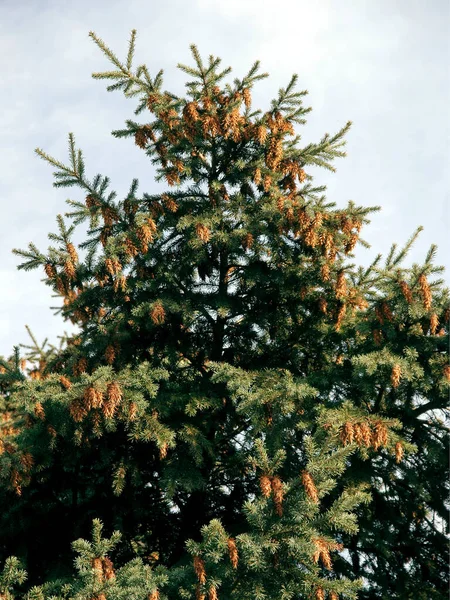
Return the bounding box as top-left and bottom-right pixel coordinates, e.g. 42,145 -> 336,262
0,0 -> 449,358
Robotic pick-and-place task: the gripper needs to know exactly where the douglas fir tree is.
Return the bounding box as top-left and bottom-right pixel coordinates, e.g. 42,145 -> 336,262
0,30 -> 448,600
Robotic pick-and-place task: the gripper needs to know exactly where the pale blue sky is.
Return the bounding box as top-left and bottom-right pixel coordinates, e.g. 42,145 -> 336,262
1,0 -> 448,357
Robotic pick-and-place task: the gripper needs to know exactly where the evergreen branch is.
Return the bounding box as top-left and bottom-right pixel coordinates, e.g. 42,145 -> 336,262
244,60 -> 269,85
68,133 -> 77,175
90,29 -> 162,107
134,96 -> 149,115
35,134 -> 95,195
205,55 -> 222,78
153,68 -> 164,88
88,31 -> 125,71
77,149 -> 85,178
106,80 -> 129,92
177,63 -> 201,78
297,122 -> 352,172
91,70 -> 128,80
12,243 -> 47,270
424,244 -> 437,265
385,243 -> 397,268
389,226 -> 424,267
189,43 -> 205,76
126,29 -> 137,70
0,557 -> 27,596
214,66 -> 233,83
128,178 -> 139,197
35,147 -> 73,173
53,178 -> 82,188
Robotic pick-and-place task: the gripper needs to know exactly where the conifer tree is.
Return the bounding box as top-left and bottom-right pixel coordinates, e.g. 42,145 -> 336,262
0,30 -> 448,599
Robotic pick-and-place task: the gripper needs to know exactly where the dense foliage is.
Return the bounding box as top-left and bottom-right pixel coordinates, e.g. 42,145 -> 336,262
0,30 -> 448,600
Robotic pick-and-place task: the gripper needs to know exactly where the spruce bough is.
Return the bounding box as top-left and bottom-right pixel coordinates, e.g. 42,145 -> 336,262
0,30 -> 448,600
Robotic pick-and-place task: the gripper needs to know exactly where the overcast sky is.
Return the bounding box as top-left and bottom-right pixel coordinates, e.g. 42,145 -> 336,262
0,0 -> 448,358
